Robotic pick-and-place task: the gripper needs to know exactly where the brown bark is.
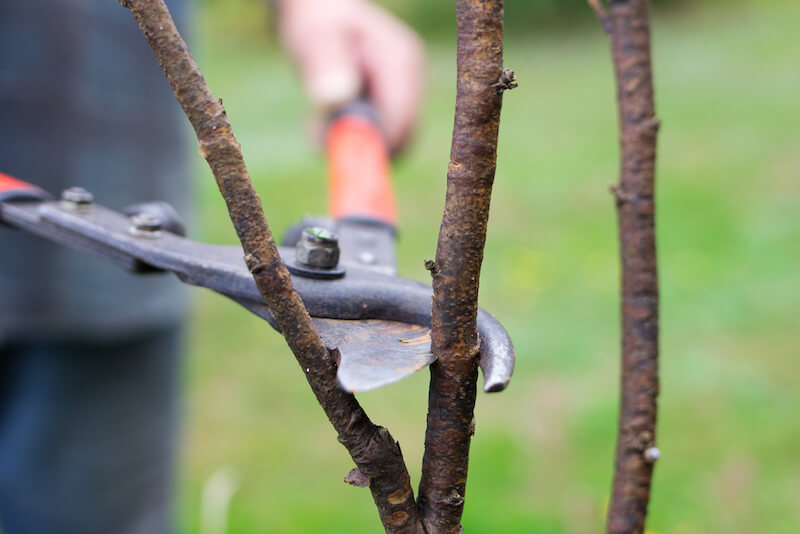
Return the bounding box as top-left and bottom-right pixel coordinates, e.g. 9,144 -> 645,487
118,1 -> 423,531
591,1 -> 660,533
417,0 -> 507,532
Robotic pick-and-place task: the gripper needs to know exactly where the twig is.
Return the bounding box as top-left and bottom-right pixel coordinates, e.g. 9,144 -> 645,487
593,1 -> 661,533
588,0 -> 612,34
417,0 -> 507,532
118,1 -> 424,531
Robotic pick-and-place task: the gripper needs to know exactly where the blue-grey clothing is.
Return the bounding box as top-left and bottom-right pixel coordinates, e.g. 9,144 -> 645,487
0,0 -> 190,532
0,0 -> 190,342
0,329 -> 182,534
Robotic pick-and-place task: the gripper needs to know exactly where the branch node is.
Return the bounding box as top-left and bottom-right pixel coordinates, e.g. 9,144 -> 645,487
609,184 -> 636,206
243,253 -> 268,275
638,116 -> 661,137
643,447 -> 660,464
588,0 -> 612,34
492,68 -> 518,94
445,489 -> 465,506
344,468 -> 370,488
634,429 -> 654,450
424,259 -> 440,276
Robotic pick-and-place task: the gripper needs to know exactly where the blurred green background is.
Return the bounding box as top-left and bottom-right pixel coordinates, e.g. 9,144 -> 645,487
179,1 -> 799,532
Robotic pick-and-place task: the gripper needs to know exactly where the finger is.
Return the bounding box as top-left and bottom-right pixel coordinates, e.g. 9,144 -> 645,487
282,13 -> 361,112
354,4 -> 426,153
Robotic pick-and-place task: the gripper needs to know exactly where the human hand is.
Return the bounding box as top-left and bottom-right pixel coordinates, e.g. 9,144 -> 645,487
278,0 -> 425,153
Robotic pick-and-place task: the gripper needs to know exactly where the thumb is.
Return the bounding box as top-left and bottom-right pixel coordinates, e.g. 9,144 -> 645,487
292,28 -> 361,113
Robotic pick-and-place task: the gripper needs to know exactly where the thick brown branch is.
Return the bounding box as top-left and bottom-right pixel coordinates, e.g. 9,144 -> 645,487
598,1 -> 661,533
418,0 -> 506,532
118,1 -> 423,531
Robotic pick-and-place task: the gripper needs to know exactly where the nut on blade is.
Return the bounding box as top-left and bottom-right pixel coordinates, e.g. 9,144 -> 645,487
295,226 -> 340,269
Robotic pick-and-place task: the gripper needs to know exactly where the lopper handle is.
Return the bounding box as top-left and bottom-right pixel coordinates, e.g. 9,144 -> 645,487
0,172 -> 51,203
326,105 -> 396,225
0,172 -> 34,193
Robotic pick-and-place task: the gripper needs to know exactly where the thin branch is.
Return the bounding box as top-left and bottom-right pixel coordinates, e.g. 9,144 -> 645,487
118,1 -> 424,531
417,0 -> 508,532
595,1 -> 661,533
588,0 -> 612,34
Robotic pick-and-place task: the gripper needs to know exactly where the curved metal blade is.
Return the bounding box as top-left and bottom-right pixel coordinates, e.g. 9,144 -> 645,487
1,199 -> 515,393
313,318 -> 434,393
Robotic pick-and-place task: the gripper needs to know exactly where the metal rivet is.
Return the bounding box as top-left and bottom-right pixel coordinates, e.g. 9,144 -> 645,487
61,187 -> 93,212
129,212 -> 163,239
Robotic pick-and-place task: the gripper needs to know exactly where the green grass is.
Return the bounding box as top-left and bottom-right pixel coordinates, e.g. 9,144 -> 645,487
179,2 -> 800,532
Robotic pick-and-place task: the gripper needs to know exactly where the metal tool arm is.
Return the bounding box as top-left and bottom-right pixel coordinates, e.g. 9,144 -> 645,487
1,195 -> 515,393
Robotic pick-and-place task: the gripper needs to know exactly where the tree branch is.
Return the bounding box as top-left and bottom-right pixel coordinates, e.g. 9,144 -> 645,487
417,0 -> 508,532
594,1 -> 661,533
118,1 -> 424,531
588,0 -> 612,34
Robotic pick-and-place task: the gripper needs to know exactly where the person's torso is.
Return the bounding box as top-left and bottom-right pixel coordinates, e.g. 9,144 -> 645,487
0,0 -> 192,342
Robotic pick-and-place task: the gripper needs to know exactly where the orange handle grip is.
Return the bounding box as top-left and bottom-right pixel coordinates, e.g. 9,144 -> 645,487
326,115 -> 396,225
0,172 -> 50,202
0,172 -> 34,193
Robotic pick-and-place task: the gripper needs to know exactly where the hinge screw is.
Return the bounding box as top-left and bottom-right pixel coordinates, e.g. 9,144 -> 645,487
61,187 -> 93,212
129,212 -> 163,239
295,226 -> 340,269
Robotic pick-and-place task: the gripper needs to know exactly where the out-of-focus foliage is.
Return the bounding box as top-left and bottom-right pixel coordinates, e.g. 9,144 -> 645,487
181,1 -> 800,533
195,0 -> 749,43
378,0 -> 686,38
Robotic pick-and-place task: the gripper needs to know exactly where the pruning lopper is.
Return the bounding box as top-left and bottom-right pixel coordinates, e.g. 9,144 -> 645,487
0,107 -> 515,394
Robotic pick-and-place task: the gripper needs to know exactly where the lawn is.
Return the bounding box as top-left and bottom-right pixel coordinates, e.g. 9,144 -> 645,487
178,1 -> 800,532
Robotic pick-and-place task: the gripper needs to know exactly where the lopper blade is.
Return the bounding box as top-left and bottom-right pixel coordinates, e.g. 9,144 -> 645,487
313,318 -> 434,393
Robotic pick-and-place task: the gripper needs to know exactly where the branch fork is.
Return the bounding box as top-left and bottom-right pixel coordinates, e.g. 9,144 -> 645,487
121,0 -> 509,532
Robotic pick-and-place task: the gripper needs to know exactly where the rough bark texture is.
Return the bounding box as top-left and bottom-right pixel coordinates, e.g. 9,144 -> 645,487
118,1 -> 424,531
417,1 -> 506,532
592,1 -> 660,533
